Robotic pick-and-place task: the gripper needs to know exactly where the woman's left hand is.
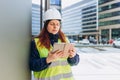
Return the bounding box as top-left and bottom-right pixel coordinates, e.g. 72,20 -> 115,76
68,45 -> 76,58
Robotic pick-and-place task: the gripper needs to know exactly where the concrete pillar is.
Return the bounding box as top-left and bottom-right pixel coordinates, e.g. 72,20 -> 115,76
95,34 -> 98,44
109,29 -> 112,40
99,30 -> 101,43
0,0 -> 31,80
45,0 -> 50,11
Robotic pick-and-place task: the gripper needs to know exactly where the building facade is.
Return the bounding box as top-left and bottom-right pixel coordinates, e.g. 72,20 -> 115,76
50,0 -> 61,11
32,3 -> 41,36
62,0 -> 98,41
98,0 -> 120,42
81,1 -> 99,41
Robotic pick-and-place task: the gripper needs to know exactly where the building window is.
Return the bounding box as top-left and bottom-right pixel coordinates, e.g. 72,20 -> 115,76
82,6 -> 96,11
99,11 -> 120,19
50,0 -> 61,6
99,0 -> 114,5
32,3 -> 41,36
99,2 -> 120,12
101,29 -> 109,40
99,19 -> 120,26
82,13 -> 96,18
112,29 -> 120,39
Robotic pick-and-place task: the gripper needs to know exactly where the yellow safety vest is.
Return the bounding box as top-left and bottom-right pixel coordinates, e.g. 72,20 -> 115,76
34,38 -> 74,80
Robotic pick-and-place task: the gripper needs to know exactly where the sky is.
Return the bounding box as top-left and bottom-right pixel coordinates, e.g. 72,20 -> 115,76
32,0 -> 83,8
32,0 -> 40,4
61,0 -> 83,9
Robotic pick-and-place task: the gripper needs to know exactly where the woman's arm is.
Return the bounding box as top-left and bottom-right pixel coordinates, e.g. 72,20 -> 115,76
29,40 -> 51,72
67,54 -> 80,66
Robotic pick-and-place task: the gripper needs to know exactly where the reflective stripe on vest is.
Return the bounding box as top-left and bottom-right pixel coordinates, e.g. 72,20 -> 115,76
34,38 -> 74,80
49,60 -> 68,68
35,72 -> 73,80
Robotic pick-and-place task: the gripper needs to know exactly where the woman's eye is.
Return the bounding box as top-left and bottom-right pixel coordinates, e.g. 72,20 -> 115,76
50,23 -> 54,25
50,23 -> 60,26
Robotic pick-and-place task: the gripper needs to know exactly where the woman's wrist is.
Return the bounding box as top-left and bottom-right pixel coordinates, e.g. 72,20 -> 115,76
68,54 -> 76,58
46,57 -> 51,64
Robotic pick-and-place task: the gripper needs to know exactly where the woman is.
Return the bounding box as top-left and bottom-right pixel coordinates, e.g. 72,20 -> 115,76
29,8 -> 79,80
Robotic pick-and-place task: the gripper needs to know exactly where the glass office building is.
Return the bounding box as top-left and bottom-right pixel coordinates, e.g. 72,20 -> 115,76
98,0 -> 120,41
50,0 -> 61,11
62,0 -> 97,41
81,1 -> 98,40
32,3 -> 41,36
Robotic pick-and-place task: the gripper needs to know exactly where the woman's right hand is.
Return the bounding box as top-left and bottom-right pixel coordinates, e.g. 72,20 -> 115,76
46,50 -> 63,63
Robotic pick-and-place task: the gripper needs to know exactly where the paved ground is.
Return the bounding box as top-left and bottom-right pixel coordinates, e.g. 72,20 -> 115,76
72,53 -> 120,80
76,46 -> 120,53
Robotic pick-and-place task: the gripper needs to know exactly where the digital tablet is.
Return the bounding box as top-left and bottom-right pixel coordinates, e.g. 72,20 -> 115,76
52,43 -> 73,53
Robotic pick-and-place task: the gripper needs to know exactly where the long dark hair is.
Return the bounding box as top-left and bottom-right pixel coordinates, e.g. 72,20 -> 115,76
36,20 -> 67,50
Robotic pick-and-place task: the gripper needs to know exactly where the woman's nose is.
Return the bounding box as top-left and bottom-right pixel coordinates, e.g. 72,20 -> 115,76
53,24 -> 59,28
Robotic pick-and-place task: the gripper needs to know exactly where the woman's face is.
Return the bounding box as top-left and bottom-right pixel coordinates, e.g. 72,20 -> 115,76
47,20 -> 60,34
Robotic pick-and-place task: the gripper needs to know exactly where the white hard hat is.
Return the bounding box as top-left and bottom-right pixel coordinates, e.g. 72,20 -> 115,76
43,8 -> 62,21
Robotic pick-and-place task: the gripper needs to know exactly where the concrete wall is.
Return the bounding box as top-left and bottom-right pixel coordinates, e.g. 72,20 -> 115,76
0,0 -> 31,80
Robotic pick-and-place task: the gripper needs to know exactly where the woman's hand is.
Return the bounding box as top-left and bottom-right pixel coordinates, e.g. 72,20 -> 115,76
68,45 -> 76,58
46,50 -> 63,63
